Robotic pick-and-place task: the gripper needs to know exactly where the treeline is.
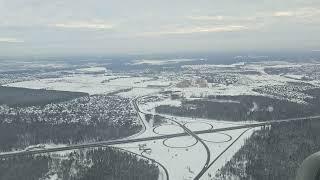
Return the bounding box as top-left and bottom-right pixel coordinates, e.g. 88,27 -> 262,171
0,86 -> 88,107
215,120 -> 320,180
0,147 -> 159,180
0,121 -> 140,151
156,94 -> 320,121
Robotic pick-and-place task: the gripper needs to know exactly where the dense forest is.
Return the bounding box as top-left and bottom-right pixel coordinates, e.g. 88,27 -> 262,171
0,122 -> 140,152
0,86 -> 88,107
214,120 -> 320,180
0,95 -> 141,152
156,89 -> 320,121
0,147 -> 159,180
0,155 -> 50,180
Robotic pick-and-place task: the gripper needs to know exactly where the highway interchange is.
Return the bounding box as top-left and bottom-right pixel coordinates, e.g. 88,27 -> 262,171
1,93 -> 320,180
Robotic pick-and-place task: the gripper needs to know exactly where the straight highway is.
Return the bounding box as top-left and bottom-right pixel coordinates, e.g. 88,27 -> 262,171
1,115 -> 320,158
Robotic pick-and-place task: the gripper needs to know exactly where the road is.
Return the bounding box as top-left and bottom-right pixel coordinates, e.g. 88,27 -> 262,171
123,97 -> 147,139
134,95 -> 212,180
1,115 -> 319,158
169,118 -> 211,180
1,95 -> 320,180
197,128 -> 252,179
1,93 -> 320,179
132,96 -> 320,179
2,81 -> 318,179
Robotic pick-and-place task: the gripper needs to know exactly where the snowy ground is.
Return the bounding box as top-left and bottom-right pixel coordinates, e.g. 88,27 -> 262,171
114,123 -> 256,180
115,138 -> 206,180
118,88 -> 161,98
118,92 -> 257,180
5,70 -> 176,101
167,72 -> 303,98
203,128 -> 260,180
139,98 -> 182,113
4,61 -> 310,179
5,73 -> 173,96
6,61 -> 319,102
167,61 -> 320,103
129,94 -> 259,179
5,74 -> 124,94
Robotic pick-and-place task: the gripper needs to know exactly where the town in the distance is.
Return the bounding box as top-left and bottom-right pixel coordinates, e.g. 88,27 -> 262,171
1,53 -> 320,180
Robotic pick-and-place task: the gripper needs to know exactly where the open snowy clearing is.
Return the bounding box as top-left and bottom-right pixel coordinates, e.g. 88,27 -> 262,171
5,73 -> 175,98
5,74 -> 125,94
198,133 -> 232,143
153,124 -> 185,135
139,98 -> 182,113
163,136 -> 198,148
184,122 -> 213,131
5,74 -> 172,96
118,88 -> 161,98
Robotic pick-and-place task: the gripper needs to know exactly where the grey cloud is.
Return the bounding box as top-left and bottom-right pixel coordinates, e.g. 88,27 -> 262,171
0,37 -> 24,43
0,0 -> 319,56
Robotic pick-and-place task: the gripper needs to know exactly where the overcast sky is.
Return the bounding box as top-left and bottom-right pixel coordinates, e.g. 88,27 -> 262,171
0,0 -> 319,56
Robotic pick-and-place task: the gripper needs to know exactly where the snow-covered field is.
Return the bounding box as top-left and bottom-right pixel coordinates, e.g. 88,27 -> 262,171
139,98 -> 182,113
115,124 -> 256,180
118,88 -> 161,98
167,73 -> 303,98
5,74 -> 170,96
153,124 -> 185,135
5,71 -> 175,99
127,91 -> 260,179
5,74 -> 123,94
117,98 -> 258,180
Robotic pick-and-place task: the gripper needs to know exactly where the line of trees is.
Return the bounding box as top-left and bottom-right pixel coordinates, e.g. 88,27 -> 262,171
0,86 -> 88,107
156,92 -> 320,121
0,147 -> 159,180
0,121 -> 140,152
